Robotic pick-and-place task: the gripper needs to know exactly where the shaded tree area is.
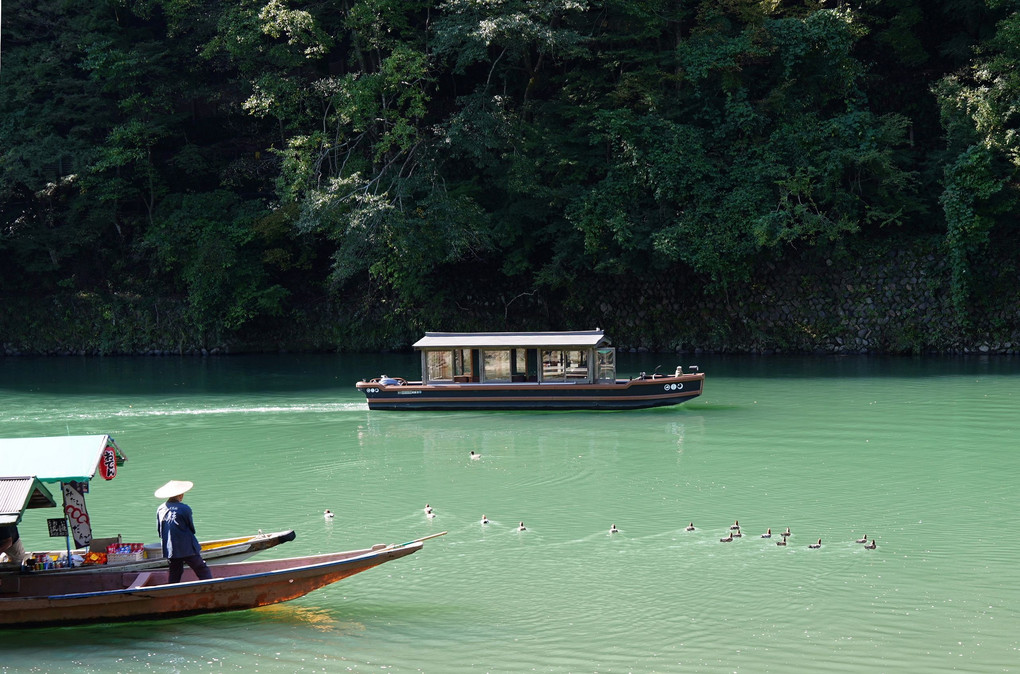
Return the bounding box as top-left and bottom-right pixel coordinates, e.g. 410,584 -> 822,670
1,0 -> 1017,352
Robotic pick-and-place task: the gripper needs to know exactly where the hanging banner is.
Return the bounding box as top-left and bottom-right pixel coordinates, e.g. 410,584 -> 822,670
62,481 -> 93,549
99,444 -> 118,480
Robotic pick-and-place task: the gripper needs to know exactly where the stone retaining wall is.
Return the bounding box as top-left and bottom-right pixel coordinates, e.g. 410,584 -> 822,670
3,239 -> 1018,355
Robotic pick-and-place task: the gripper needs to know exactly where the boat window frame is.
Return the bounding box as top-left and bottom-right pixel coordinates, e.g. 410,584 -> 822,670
423,348 -> 474,383
540,348 -> 593,383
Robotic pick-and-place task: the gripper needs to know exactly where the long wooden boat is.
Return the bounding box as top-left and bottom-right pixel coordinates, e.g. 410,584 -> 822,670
0,534 -> 442,628
26,529 -> 298,575
356,330 -> 705,410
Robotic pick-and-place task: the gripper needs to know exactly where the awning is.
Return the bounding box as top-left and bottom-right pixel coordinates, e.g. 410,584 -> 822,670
0,476 -> 57,525
0,435 -> 127,484
413,330 -> 610,350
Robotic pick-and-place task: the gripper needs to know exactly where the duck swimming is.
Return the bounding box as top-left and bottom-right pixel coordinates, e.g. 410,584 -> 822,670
720,533 -> 734,542
808,538 -> 822,549
323,509 -> 334,519
855,534 -> 868,544
776,537 -> 787,546
480,515 -> 489,525
426,509 -> 436,519
761,528 -> 772,538
782,527 -> 791,538
732,528 -> 742,538
610,524 -> 619,534
864,539 -> 877,549
517,522 -> 527,532
470,451 -> 481,460
730,520 -> 740,530
424,504 -> 433,515
685,522 -> 696,531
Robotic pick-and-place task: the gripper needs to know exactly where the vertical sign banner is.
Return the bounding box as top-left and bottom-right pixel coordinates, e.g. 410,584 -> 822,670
62,481 -> 93,548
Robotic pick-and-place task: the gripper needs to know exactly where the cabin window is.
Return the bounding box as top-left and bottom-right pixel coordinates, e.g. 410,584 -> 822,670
597,348 -> 616,383
541,349 -> 590,382
481,349 -> 527,383
482,350 -> 511,382
426,349 -> 473,382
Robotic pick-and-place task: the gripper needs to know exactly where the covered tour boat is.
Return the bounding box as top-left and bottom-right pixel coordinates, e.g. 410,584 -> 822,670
356,330 -> 705,410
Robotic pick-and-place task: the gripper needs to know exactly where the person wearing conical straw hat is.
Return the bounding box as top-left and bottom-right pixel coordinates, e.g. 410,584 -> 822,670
155,480 -> 212,583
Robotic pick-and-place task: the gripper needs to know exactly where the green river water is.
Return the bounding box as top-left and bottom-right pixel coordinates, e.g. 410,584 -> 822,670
0,354 -> 1018,673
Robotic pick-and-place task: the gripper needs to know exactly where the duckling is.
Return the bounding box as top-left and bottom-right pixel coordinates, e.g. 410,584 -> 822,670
517,522 -> 527,532
609,524 -> 619,534
685,522 -> 696,532
480,514 -> 489,525
730,520 -> 740,530
323,509 -> 334,520
720,533 -> 734,542
808,538 -> 822,549
864,539 -> 877,550
776,537 -> 787,546
761,528 -> 772,539
855,534 -> 868,544
470,451 -> 481,460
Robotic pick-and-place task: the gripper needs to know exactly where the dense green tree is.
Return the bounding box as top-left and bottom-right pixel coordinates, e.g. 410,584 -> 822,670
935,2 -> 1020,319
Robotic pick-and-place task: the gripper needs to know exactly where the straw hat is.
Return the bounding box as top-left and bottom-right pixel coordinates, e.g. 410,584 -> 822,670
154,480 -> 194,499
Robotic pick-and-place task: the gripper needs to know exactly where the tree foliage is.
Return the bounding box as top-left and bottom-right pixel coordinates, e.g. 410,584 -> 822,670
1,0 -> 1017,345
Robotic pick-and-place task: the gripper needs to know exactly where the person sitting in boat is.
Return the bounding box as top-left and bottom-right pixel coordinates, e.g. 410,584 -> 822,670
0,523 -> 26,567
155,480 -> 213,584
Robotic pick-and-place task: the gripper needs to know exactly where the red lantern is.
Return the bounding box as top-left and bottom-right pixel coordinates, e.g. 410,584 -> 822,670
99,445 -> 117,480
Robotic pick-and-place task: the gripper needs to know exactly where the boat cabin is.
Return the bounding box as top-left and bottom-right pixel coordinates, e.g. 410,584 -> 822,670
414,330 -> 617,385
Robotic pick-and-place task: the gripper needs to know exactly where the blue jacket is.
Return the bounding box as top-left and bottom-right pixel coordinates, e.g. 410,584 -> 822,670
156,501 -> 202,558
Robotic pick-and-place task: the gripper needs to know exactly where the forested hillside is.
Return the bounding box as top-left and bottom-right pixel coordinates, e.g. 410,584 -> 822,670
1,0 -> 1018,353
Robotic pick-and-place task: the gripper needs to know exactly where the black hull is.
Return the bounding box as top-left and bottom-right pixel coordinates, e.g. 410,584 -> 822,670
357,377 -> 704,411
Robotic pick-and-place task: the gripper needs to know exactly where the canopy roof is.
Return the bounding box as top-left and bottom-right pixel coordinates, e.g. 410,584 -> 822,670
0,435 -> 126,484
0,477 -> 57,525
413,330 -> 610,350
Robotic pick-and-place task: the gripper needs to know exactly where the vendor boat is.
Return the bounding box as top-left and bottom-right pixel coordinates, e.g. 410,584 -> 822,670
1,436 -> 295,575
0,533 -> 443,628
356,330 -> 705,410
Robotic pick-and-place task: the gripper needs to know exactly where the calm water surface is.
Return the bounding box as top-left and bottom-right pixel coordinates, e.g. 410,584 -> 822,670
1,354 -> 1018,673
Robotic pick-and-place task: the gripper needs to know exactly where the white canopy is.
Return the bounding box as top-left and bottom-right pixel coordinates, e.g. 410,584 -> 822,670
0,435 -> 126,484
413,330 -> 610,350
0,477 -> 57,525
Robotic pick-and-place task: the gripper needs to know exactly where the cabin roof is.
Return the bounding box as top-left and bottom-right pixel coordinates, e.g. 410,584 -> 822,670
413,330 -> 610,350
0,477 -> 57,525
0,435 -> 126,485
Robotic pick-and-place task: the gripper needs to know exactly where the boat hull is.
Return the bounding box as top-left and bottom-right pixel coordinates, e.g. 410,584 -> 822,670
356,374 -> 704,411
0,543 -> 422,628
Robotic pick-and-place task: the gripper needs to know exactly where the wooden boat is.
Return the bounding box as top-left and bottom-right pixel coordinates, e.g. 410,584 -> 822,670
0,533 -> 443,628
356,330 -> 705,410
26,529 -> 298,575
